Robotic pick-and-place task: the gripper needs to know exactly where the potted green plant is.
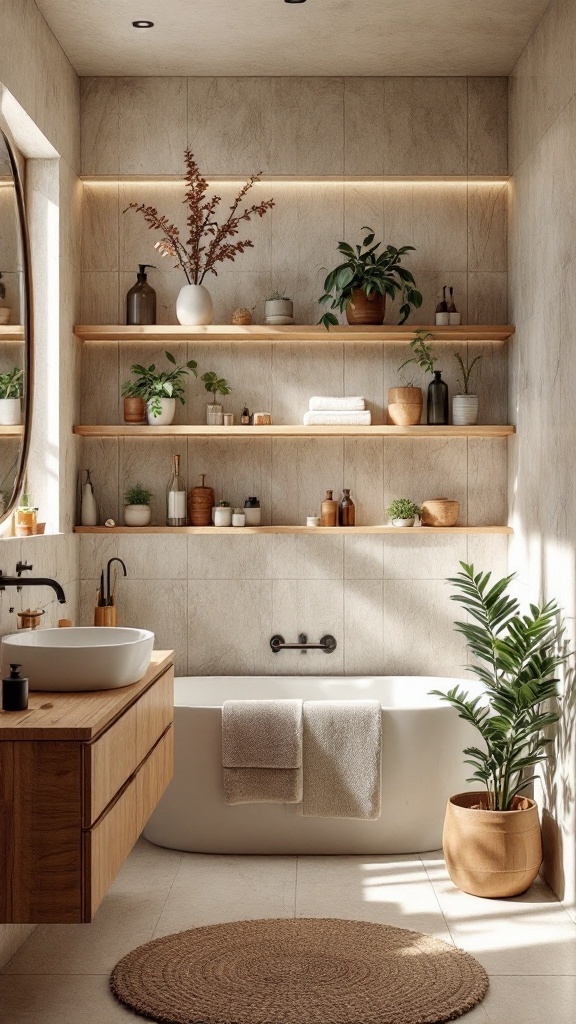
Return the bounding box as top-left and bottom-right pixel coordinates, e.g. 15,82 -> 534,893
201,371 -> 231,425
121,351 -> 198,425
124,483 -> 153,527
431,562 -> 568,898
387,332 -> 434,425
0,366 -> 23,425
265,291 -> 293,322
125,151 -> 274,326
121,380 -> 146,425
452,351 -> 483,426
385,498 -> 422,527
319,227 -> 422,328
397,331 -> 448,426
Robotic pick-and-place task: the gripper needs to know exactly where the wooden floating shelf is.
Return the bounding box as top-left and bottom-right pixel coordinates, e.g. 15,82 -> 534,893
74,424 -> 515,439
0,326 -> 24,342
74,324 -> 514,343
0,425 -> 24,437
81,174 -> 510,184
75,525 -> 513,536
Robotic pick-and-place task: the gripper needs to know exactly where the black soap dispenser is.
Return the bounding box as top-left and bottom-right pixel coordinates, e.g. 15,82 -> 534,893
2,663 -> 29,712
126,264 -> 157,325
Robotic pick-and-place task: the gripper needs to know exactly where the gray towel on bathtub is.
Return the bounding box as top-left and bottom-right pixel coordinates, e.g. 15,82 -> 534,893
222,699 -> 303,804
299,700 -> 382,819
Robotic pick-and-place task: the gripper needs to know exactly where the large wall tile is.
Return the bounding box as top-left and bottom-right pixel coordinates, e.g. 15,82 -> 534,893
343,438 -> 385,525
385,438 -> 468,523
468,182 -> 508,273
80,271 -> 120,324
188,579 -> 273,674
188,535 -> 273,580
185,341 -> 272,427
80,78 -> 120,175
382,579 -> 466,677
383,79 -> 467,176
187,437 -> 272,520
466,533 -> 509,579
343,579 -> 384,675
81,438 -> 119,525
382,534 -> 467,580
467,78 -> 508,175
271,535 -> 343,579
270,438 -> 343,525
271,341 -> 344,425
343,343 -> 385,425
270,579 -> 344,675
80,534 -> 188,581
467,437 -> 508,526
344,183 -> 385,258
81,343 -> 120,425
82,183 -> 119,272
118,78 -> 188,175
467,271 -> 508,323
344,535 -> 385,580
344,79 -> 385,176
470,341 -> 508,425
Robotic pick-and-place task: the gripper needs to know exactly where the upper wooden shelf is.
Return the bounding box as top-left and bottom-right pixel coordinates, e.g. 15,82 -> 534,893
0,326 -> 24,342
74,424 -> 515,439
0,425 -> 24,437
81,174 -> 510,184
75,525 -> 512,536
74,324 -> 515,344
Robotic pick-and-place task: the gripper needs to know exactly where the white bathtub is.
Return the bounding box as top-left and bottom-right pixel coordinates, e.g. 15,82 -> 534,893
143,675 -> 480,855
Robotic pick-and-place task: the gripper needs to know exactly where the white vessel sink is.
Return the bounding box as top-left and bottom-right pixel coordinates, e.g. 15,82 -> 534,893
1,627 -> 155,692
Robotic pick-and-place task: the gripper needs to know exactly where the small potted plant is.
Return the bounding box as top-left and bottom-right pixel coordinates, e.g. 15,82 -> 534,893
387,332 -> 434,425
397,332 -> 448,426
319,227 -> 422,328
121,351 -> 198,426
121,381 -> 146,425
201,371 -> 231,425
0,366 -> 23,425
431,562 -> 568,898
386,498 -> 422,527
452,351 -> 483,426
265,291 -> 293,322
124,483 -> 153,526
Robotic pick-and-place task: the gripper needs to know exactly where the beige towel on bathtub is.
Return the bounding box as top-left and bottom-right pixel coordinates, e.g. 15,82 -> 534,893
222,699 -> 303,804
300,700 -> 382,819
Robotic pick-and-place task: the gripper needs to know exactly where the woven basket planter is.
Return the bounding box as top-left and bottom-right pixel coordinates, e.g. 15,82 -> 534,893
421,498 -> 460,527
388,386 -> 423,426
443,792 -> 542,898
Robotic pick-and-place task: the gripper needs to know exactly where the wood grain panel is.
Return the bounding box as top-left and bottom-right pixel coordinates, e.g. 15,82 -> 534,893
75,323 -> 515,342
0,742 -> 82,924
135,667 -> 174,765
136,727 -> 174,828
74,424 -> 516,438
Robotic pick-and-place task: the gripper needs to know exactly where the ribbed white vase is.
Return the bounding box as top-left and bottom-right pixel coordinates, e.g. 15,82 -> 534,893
452,394 -> 478,426
176,284 -> 213,326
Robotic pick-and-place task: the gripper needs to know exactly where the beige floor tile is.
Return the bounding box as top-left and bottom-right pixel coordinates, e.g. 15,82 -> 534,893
0,974 -> 135,1022
153,854 -> 297,936
482,976 -> 576,1024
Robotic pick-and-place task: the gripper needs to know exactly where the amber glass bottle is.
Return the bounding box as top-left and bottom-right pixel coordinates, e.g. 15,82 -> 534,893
339,489 -> 356,526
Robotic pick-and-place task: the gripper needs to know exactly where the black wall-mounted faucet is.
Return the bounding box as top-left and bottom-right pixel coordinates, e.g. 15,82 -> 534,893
0,562 -> 66,604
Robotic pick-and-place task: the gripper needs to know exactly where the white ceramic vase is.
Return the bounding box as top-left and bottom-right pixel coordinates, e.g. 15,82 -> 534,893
452,394 -> 478,426
0,397 -> 21,425
391,517 -> 415,527
265,298 -> 293,319
176,283 -> 213,326
124,504 -> 151,527
146,397 -> 176,425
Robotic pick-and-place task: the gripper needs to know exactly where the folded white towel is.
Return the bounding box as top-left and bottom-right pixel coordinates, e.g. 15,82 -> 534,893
303,410 -> 372,426
309,396 -> 366,412
299,700 -> 382,819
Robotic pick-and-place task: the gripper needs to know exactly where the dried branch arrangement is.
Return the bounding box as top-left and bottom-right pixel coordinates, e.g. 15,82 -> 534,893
125,151 -> 275,285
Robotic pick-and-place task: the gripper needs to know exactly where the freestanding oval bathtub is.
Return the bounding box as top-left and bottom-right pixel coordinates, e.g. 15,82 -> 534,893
143,675 -> 480,856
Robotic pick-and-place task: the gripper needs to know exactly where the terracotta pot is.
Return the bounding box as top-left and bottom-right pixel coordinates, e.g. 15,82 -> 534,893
443,792 -> 542,898
421,498 -> 460,527
346,288 -> 385,325
123,397 -> 146,424
388,386 -> 423,426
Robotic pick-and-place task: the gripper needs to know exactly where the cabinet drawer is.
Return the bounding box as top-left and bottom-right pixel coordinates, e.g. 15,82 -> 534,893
83,667 -> 173,826
83,725 -> 173,921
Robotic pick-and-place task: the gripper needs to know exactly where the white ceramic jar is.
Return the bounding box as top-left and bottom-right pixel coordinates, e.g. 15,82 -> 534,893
176,283 -> 213,326
146,397 -> 176,425
452,394 -> 478,426
232,511 -> 246,527
0,398 -> 21,425
214,506 -> 233,527
244,504 -> 261,526
124,504 -> 152,527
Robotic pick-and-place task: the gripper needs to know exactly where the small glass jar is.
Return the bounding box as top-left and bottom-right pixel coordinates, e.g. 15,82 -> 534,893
206,402 -> 223,425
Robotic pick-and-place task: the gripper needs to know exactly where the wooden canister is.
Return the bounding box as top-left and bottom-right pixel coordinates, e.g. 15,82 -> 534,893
188,474 -> 215,526
123,397 -> 146,424
94,605 -> 117,626
321,490 -> 338,527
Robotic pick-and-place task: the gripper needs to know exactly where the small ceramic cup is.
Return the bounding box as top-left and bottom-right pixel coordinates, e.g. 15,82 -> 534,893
232,512 -> 246,527
306,516 -> 321,527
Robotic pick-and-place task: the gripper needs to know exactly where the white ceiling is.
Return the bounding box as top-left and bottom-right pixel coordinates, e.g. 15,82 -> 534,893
35,0 -> 550,77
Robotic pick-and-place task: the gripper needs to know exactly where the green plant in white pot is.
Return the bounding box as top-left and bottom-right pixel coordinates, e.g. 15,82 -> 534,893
452,351 -> 483,426
0,366 -> 23,425
432,562 -> 569,898
124,483 -> 153,527
386,498 -> 421,527
121,351 -> 197,425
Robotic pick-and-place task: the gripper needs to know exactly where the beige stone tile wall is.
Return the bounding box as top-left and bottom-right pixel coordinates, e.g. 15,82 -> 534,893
508,0 -> 576,921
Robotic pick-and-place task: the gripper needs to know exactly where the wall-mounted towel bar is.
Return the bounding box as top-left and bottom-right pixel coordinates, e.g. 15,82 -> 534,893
270,633 -> 337,654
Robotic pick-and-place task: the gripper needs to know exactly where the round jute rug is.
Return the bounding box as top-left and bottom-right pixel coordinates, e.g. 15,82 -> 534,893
110,918 -> 488,1024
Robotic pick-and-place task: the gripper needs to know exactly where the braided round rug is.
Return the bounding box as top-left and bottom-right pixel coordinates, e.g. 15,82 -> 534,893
110,917 -> 488,1024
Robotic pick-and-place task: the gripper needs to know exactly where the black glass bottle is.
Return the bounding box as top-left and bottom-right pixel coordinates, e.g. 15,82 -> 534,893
427,370 -> 449,425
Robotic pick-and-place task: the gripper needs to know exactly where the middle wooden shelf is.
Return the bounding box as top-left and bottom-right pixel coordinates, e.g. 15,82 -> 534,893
74,424 -> 515,439
74,525 -> 513,536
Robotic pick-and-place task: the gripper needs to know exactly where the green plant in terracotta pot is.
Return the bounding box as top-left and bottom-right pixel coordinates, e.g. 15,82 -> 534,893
319,227 -> 422,329
431,562 -> 569,898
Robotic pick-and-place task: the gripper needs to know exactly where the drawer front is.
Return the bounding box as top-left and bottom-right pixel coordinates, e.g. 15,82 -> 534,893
84,667 -> 174,826
83,725 -> 173,921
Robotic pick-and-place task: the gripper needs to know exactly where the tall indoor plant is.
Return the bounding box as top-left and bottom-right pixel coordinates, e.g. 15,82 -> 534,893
121,351 -> 198,425
125,151 -> 275,326
319,227 -> 422,328
432,562 -> 568,897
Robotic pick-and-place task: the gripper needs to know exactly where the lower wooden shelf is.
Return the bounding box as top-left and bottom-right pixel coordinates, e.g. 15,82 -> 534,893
75,525 -> 512,535
74,424 -> 515,438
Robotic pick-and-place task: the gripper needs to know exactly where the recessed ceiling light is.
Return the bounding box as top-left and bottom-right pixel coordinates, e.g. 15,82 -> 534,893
132,20 -> 154,28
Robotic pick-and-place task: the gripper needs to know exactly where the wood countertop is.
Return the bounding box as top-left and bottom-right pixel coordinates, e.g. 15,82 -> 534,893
0,651 -> 174,742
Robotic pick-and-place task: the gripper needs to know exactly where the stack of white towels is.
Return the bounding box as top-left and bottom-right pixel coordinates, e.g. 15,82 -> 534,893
303,396 -> 371,426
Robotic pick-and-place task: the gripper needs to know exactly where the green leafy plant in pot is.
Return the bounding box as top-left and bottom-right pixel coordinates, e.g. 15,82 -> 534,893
385,498 -> 421,527
124,483 -> 153,527
121,351 -> 197,426
432,562 -> 569,898
201,371 -> 231,425
397,331 -> 448,425
387,332 -> 434,426
0,366 -> 24,426
319,227 -> 422,329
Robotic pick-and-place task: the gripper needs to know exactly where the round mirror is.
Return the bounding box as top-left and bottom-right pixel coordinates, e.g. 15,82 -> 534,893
0,125 -> 33,526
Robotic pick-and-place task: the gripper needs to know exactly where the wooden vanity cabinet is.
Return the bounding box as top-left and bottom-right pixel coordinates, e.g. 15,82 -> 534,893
0,651 -> 174,924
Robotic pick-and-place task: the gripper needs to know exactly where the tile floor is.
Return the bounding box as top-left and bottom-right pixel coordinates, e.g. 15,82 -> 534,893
1,839 -> 576,1023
